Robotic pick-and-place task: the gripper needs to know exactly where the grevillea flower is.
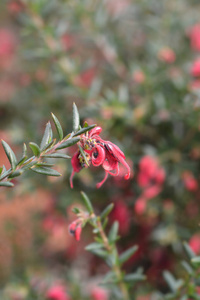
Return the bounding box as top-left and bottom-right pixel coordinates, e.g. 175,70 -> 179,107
191,58 -> 200,77
189,24 -> 200,51
70,126 -> 131,188
90,286 -> 109,300
46,284 -> 70,300
137,155 -> 165,200
68,220 -> 82,241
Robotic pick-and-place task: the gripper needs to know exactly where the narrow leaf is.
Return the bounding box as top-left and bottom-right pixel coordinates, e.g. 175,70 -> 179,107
31,166 -> 61,176
56,137 -> 80,150
72,102 -> 80,132
0,168 -> 11,180
0,181 -> 14,187
181,260 -> 193,275
29,142 -> 41,157
163,271 -> 178,293
43,153 -> 71,159
72,207 -> 80,214
8,170 -> 23,178
51,113 -> 63,141
191,256 -> 200,266
89,248 -> 108,258
40,122 -> 53,150
17,156 -> 27,167
100,203 -> 114,220
124,273 -> 146,282
36,162 -> 54,167
78,145 -> 89,167
85,243 -> 104,251
81,191 -> 94,214
119,245 -> 138,265
1,140 -> 17,170
73,124 -> 97,137
22,143 -> 27,157
183,241 -> 195,259
108,221 -> 119,243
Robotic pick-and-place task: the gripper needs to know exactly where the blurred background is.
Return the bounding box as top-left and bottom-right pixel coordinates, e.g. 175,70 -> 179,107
1,0 -> 200,299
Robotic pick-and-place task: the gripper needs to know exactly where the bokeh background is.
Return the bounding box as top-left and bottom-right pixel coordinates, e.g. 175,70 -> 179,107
1,0 -> 200,299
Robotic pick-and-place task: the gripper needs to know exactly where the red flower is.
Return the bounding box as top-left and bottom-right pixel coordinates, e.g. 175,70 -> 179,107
189,234 -> 200,254
158,47 -> 176,64
189,24 -> 200,51
90,287 -> 109,300
68,220 -> 82,241
46,284 -> 70,300
70,126 -> 131,188
137,156 -> 165,200
191,58 -> 200,77
110,200 -> 131,235
182,171 -> 198,192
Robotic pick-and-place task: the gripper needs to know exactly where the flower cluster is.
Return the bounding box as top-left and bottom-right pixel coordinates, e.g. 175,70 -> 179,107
70,126 -> 131,188
135,156 -> 165,215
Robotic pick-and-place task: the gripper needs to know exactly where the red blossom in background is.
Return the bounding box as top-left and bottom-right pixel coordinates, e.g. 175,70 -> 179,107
110,200 -> 131,235
189,234 -> 200,254
191,58 -> 200,77
90,286 -> 109,300
46,284 -> 70,300
189,24 -> 200,51
182,171 -> 198,192
137,155 -> 165,200
70,126 -> 131,188
158,47 -> 176,64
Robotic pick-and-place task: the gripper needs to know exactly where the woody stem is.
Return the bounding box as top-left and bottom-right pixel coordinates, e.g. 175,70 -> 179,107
96,217 -> 130,300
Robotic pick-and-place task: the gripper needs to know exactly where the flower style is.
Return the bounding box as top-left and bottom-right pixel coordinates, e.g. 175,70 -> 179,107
70,126 -> 131,188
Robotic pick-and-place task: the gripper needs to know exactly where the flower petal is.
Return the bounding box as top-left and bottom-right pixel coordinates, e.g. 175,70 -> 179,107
92,145 -> 105,166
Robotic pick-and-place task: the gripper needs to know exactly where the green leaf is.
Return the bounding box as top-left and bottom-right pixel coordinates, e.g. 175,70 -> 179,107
78,145 -> 89,167
40,122 -> 53,150
73,124 -> 97,137
0,167 -> 3,175
0,181 -> 14,187
81,191 -> 94,214
89,248 -> 108,258
1,140 -> 17,170
22,143 -> 27,157
29,142 -> 41,157
163,271 -> 183,293
191,256 -> 200,266
43,153 -> 71,159
85,243 -> 104,251
183,241 -> 195,259
181,260 -> 193,275
119,245 -> 138,265
0,168 -> 11,180
22,157 -> 35,169
42,140 -> 55,151
51,113 -> 63,141
17,156 -> 27,167
31,166 -> 61,176
56,137 -> 80,150
100,203 -> 114,220
124,273 -> 146,282
72,207 -> 80,214
8,170 -> 23,178
72,102 -> 80,132
108,221 -> 119,243
36,162 -> 54,168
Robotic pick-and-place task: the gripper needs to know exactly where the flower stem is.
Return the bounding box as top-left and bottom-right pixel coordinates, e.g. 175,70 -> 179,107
96,217 -> 130,300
